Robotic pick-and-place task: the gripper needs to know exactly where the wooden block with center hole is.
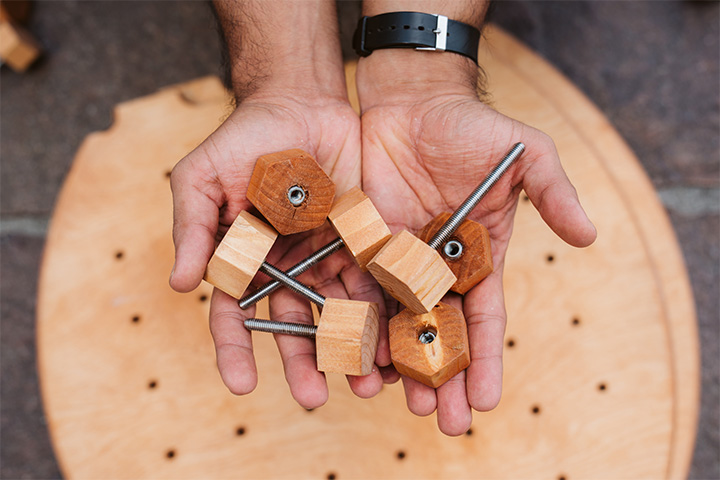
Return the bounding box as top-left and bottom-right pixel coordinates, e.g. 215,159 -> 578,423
316,298 -> 379,376
416,212 -> 494,294
328,186 -> 392,271
366,230 -> 456,314
246,149 -> 336,235
204,211 -> 277,298
0,19 -> 40,72
389,302 -> 470,388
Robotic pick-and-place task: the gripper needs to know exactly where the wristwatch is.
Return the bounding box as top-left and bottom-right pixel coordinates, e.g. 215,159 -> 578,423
353,11 -> 481,64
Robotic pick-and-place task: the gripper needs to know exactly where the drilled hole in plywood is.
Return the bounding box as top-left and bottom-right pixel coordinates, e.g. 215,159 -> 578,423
326,473 -> 337,480
598,383 -> 607,392
522,194 -> 530,202
131,315 -> 141,324
546,254 -> 555,263
236,426 -> 246,436
199,294 -> 208,303
165,170 -> 172,179
396,450 -> 406,460
572,317 -> 581,326
531,405 -> 541,415
148,380 -> 158,389
166,449 -> 176,459
465,428 -> 473,436
305,408 -> 315,413
506,338 -> 516,348
558,476 -> 567,480
115,251 -> 124,260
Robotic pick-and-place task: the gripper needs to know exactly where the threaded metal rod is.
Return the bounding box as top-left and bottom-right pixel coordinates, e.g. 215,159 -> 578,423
258,262 -> 326,307
244,318 -> 317,338
239,238 -> 344,309
427,142 -> 526,250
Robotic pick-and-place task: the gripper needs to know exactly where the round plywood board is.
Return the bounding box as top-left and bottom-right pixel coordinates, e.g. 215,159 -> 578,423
38,26 -> 698,479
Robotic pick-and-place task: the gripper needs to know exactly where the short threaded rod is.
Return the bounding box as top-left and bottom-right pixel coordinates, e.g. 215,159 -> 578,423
239,238 -> 344,309
258,262 -> 326,307
427,142 -> 525,250
244,318 -> 317,338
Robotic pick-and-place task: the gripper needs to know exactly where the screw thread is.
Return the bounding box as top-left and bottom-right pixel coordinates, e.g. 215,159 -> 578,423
244,318 -> 317,338
259,262 -> 326,307
428,143 -> 525,250
239,238 -> 344,309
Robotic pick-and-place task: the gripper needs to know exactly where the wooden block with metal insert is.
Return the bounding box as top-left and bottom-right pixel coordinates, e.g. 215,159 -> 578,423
367,230 -> 456,314
204,211 -> 278,298
246,149 -> 336,235
328,186 -> 392,271
417,212 -> 494,294
389,302 -> 470,388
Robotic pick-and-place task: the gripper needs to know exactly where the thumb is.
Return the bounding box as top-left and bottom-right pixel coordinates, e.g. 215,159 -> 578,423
169,156 -> 222,292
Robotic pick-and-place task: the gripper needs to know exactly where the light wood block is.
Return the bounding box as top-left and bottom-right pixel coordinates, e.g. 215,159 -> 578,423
367,230 -> 456,314
316,298 -> 379,376
328,186 -> 392,271
416,213 -> 494,294
0,19 -> 40,72
389,303 -> 470,388
37,26 -> 700,480
246,148 -> 336,235
204,211 -> 277,299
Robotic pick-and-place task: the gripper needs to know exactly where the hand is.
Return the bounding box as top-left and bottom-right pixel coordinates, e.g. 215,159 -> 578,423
358,51 -> 597,435
169,92 -> 391,408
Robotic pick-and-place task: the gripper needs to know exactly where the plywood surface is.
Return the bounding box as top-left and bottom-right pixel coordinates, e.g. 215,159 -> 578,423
37,27 -> 699,479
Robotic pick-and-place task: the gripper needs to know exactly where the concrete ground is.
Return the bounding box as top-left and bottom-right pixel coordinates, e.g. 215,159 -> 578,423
1,1 -> 717,478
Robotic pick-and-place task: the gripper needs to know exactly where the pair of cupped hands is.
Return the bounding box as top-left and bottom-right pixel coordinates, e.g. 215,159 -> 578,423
168,52 -> 596,436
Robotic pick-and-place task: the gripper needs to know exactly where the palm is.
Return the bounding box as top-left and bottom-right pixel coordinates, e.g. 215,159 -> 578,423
171,96 -> 388,408
361,94 -> 596,435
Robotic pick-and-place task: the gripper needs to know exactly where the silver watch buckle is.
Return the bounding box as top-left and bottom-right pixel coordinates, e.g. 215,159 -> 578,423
416,14 -> 448,52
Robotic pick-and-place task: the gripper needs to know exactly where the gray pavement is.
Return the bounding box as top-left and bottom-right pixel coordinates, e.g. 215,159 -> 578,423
1,1 -> 718,479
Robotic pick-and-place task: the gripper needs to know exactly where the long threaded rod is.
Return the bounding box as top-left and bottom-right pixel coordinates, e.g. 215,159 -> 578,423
427,142 -> 525,250
258,262 -> 326,307
239,238 -> 344,309
244,318 -> 317,338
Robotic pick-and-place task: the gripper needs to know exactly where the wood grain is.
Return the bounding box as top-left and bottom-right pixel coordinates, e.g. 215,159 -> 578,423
36,25 -> 699,480
328,186 -> 392,271
416,213 -> 494,294
204,211 -> 277,299
367,230 -> 457,314
316,298 -> 380,376
246,149 -> 336,235
389,303 -> 470,388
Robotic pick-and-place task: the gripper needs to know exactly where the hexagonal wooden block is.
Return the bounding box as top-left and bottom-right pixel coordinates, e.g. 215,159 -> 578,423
328,187 -> 392,271
416,212 -> 494,294
204,211 -> 277,298
366,230 -> 456,314
389,302 -> 470,388
316,298 -> 380,376
246,149 -> 336,235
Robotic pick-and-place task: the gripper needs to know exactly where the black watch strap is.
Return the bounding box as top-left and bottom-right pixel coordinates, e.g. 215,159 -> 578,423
353,11 -> 480,64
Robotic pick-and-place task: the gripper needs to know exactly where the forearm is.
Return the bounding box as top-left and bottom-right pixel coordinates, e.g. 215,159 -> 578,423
214,0 -> 347,102
357,0 -> 490,106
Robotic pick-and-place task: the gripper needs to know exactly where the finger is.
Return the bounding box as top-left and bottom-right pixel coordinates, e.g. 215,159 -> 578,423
379,365 -> 401,384
520,131 -> 597,248
268,287 -> 328,409
209,288 -> 257,395
401,376 -> 437,416
436,370 -> 473,436
169,158 -> 223,293
464,271 -> 507,411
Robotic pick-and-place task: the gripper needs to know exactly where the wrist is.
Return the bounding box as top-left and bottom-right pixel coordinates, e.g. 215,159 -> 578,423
356,49 -> 480,109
